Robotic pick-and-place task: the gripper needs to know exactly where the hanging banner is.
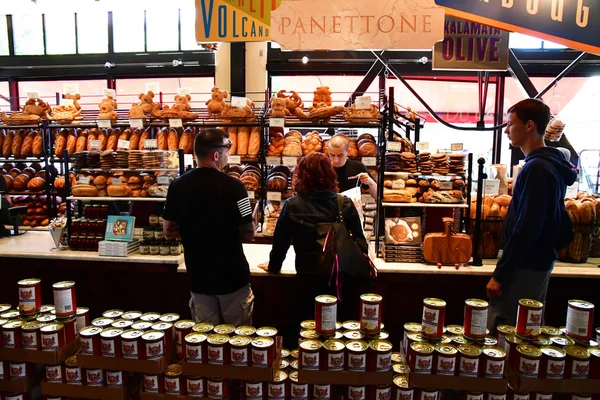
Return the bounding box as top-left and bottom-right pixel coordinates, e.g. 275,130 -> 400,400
270,0 -> 445,50
434,0 -> 599,55
195,0 -> 283,42
433,16 -> 510,71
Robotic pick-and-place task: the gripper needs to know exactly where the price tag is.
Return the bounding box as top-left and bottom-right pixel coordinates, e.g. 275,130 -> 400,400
60,98 -> 74,107
88,140 -> 101,150
270,118 -> 285,127
267,191 -> 282,202
111,178 -> 122,185
97,119 -> 112,129
103,88 -> 116,98
144,139 -> 158,149
483,179 -> 500,196
26,92 -> 39,99
451,143 -> 464,152
387,142 -> 401,152
362,157 -> 376,167
266,156 -> 281,165
78,177 -> 90,185
157,176 -> 171,185
129,119 -> 144,129
416,142 -> 429,151
146,82 -> 160,93
177,87 -> 191,96
231,96 -> 247,108
355,95 -> 372,110
361,194 -> 374,204
184,154 -> 194,168
63,83 -> 79,94
247,191 -> 255,200
440,181 -> 453,190
565,183 -> 579,199
117,139 -> 130,150
169,119 -> 183,128
283,156 -> 298,166
229,155 -> 241,164
392,179 -> 405,189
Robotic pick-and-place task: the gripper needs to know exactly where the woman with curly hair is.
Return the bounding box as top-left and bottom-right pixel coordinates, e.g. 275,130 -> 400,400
260,153 -> 371,340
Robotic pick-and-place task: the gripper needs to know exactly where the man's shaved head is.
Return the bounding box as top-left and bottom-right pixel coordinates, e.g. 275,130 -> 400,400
329,134 -> 349,151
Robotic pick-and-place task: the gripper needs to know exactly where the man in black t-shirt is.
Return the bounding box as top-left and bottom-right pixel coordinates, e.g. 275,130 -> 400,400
328,135 -> 378,199
163,128 -> 256,325
0,177 -> 11,236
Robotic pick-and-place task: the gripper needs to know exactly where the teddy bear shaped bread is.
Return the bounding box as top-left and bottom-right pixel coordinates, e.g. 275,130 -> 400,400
276,90 -> 303,114
268,131 -> 284,156
98,96 -> 118,123
269,96 -> 290,118
139,91 -> 157,115
206,87 -> 228,116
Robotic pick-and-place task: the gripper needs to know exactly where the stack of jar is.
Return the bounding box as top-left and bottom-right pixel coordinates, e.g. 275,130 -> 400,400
139,215 -> 182,256
402,298 -> 506,400
44,354 -> 128,389
0,280 -> 87,400
69,204 -> 109,252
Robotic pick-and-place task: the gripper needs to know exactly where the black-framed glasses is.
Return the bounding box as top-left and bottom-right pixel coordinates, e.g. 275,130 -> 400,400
213,140 -> 232,149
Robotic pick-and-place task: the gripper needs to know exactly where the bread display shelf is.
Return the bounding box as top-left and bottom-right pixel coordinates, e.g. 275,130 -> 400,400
0,157 -> 46,162
8,191 -> 47,195
67,196 -> 167,202
0,377 -> 32,393
0,337 -> 80,364
0,124 -> 42,129
73,168 -> 179,172
384,172 -> 466,178
382,202 -> 468,208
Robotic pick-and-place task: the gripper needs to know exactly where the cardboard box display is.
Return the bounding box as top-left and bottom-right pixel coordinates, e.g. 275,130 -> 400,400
506,364 -> 600,394
182,337 -> 282,381
41,380 -> 128,400
298,370 -> 393,385
408,371 -> 508,393
140,393 -> 215,400
0,338 -> 80,365
77,352 -> 171,374
0,377 -> 32,393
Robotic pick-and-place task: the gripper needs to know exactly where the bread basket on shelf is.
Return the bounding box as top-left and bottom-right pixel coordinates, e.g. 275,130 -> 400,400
470,217 -> 504,259
558,222 -> 599,263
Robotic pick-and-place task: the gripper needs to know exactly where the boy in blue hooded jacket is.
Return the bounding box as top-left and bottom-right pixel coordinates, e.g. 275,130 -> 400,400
487,99 -> 577,330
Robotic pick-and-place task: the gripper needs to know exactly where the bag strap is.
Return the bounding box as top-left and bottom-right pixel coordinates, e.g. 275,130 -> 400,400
335,194 -> 345,223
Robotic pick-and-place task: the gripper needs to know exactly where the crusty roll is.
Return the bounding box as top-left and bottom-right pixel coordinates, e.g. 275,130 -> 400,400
494,194 -> 512,207
27,177 -> 45,192
248,127 -> 260,156
237,127 -> 250,155
168,129 -> 179,151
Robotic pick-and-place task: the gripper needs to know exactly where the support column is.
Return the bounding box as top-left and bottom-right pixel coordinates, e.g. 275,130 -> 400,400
230,42 -> 246,97
245,41 -> 268,106
215,43 -> 231,91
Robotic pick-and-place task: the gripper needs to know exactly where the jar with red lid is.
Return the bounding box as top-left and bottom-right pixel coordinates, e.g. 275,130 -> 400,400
164,364 -> 183,395
463,299 -> 489,340
52,281 -> 76,318
230,335 -> 252,367
143,373 -> 164,393
315,295 -> 337,337
151,322 -> 174,356
422,298 -> 446,340
79,326 -> 103,356
174,319 -> 195,359
252,336 -> 275,368
516,345 -> 541,378
539,346 -> 565,379
40,322 -> 65,350
482,346 -> 506,379
516,299 -> 543,339
207,377 -> 229,399
368,340 -> 392,372
142,330 -> 165,360
185,332 -> 208,363
121,329 -> 144,359
268,370 -> 288,400
186,376 -> 205,398
408,342 -> 434,374
360,294 -> 383,335
100,327 -> 123,358
322,339 -> 345,371
207,334 -> 230,365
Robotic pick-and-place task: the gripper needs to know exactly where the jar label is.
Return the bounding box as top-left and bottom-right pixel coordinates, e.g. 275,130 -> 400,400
396,389 -> 414,400
106,371 -> 123,388
485,359 -> 505,379
19,287 -> 37,306
292,383 -> 309,400
348,386 -> 366,400
46,365 -> 62,383
3,331 -> 16,348
246,382 -> 263,400
42,333 -> 59,350
302,352 -> 319,370
361,303 -> 380,327
422,306 -> 440,331
208,345 -> 224,365
86,369 -> 104,386
436,355 -> 455,375
546,359 -> 564,379
165,377 -> 181,395
467,308 -> 488,336
186,344 -> 203,363
269,382 -> 286,400
376,387 -> 391,400
76,315 -> 87,334
146,340 -> 164,360
319,303 -> 337,332
80,337 -> 94,355
187,378 -> 204,398
66,366 -> 82,385
101,339 -> 116,357
348,353 -> 366,372
415,354 -> 433,374
488,395 -> 506,400
207,381 -> 224,399
252,348 -> 268,367
376,352 -> 392,372
10,363 -> 26,379
459,356 -> 479,377
571,359 -> 589,378
143,375 -> 159,393
231,347 -> 248,366
122,340 -> 139,359
514,395 -> 529,400
535,394 -> 552,400
54,289 -> 75,315
327,352 -> 344,371
567,307 -> 591,337
420,391 -> 438,400
523,306 -> 542,330
0,361 -> 4,380
313,384 -> 330,400
467,394 -> 483,400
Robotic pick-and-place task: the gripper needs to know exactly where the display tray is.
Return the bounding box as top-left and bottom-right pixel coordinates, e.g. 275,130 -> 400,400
297,369 -> 394,385
182,337 -> 282,381
407,371 -> 508,393
140,393 -> 217,400
67,196 -> 167,202
41,381 -> 129,400
505,364 -> 600,394
381,202 -> 468,208
77,352 -> 172,374
0,337 -> 80,365
0,377 -> 32,393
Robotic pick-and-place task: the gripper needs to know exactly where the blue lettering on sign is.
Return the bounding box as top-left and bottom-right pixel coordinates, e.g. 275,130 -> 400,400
233,11 -> 239,38
242,17 -> 248,37
218,5 -> 227,38
200,0 -> 215,37
434,0 -> 599,53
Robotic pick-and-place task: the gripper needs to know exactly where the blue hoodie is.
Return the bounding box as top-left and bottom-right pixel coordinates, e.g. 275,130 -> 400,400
493,147 -> 578,284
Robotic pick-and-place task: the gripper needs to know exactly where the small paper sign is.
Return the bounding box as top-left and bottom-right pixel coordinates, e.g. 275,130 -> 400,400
103,88 -> 116,98
97,119 -> 112,129
88,140 -> 101,150
416,142 -> 430,151
111,178 -> 122,185
392,179 -> 405,190
229,155 -> 241,164
283,156 -> 298,166
60,98 -> 74,107
146,82 -> 160,93
231,96 -> 247,108
440,181 -> 453,190
361,194 -> 375,204
63,83 -> 79,95
169,119 -> 183,128
355,96 -> 372,110
451,143 -> 464,152
78,177 -> 90,185
247,191 -> 255,200
177,87 -> 191,96
144,139 -> 157,149
157,176 -> 171,185
362,157 -> 377,167
184,154 -> 194,168
267,191 -> 282,202
266,157 -> 281,165
565,183 -> 579,199
483,179 -> 500,196
129,119 -> 144,129
270,118 -> 285,127
387,142 -> 401,152
117,139 -> 130,150
26,92 -> 39,99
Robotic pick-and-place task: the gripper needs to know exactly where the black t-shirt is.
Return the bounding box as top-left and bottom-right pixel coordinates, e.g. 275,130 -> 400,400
0,176 -> 7,194
163,168 -> 253,295
334,159 -> 372,193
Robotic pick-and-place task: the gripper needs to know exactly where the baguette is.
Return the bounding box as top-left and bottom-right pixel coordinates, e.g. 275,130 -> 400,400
2,130 -> 13,157
157,129 -> 168,150
237,127 -> 250,155
168,129 -> 179,151
12,130 -> 24,157
76,130 -> 88,153
32,131 -> 43,156
179,128 -> 193,154
54,130 -> 68,158
248,127 -> 260,156
66,130 -> 77,157
138,130 -> 150,150
129,129 -> 142,151
20,131 -> 35,156
106,132 -> 119,151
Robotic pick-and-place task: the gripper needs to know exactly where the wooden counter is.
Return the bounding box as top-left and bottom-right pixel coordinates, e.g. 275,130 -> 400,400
1,232 -> 599,349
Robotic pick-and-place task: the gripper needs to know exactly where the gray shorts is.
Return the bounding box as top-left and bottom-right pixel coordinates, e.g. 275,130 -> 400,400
189,284 -> 254,326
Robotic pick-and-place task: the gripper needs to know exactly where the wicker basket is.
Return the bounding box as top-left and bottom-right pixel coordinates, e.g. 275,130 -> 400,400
588,221 -> 600,257
470,218 -> 504,259
558,223 -> 598,263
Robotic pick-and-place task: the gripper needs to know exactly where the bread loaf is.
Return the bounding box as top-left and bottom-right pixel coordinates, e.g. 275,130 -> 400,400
107,132 -> 119,151
119,129 -> 131,142
27,177 -> 45,192
248,127 -> 260,156
157,129 -> 168,150
168,129 -> 179,151
2,130 -> 13,157
383,189 -> 414,203
3,174 -> 13,191
71,184 -> 99,197
129,129 -> 142,151
32,131 -> 43,156
108,184 -> 132,197
237,127 -> 250,155
54,131 -> 67,158
179,129 -> 193,154
13,174 -> 30,191
66,130 -> 77,157
138,130 -> 150,150
12,130 -> 24,157
228,127 -> 238,155
20,131 -> 34,156
0,130 -> 4,152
